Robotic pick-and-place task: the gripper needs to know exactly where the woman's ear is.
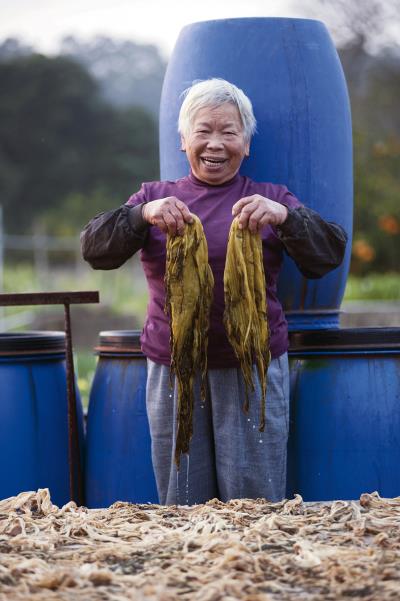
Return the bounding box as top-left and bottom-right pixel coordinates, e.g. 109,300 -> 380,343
245,141 -> 250,157
180,135 -> 186,152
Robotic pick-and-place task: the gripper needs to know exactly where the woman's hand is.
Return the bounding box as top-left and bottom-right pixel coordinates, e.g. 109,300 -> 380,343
142,197 -> 193,235
232,195 -> 288,233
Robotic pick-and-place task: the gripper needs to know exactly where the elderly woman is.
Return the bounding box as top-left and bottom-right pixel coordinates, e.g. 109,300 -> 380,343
81,78 -> 347,505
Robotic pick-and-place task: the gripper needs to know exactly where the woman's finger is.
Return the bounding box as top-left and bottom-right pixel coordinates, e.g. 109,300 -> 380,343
168,207 -> 187,235
163,211 -> 179,235
247,207 -> 267,233
153,217 -> 168,233
175,200 -> 194,223
232,196 -> 254,216
237,200 -> 258,229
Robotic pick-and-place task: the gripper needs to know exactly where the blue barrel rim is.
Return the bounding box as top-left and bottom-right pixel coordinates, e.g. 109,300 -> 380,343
96,329 -> 142,356
0,331 -> 66,355
96,352 -> 144,359
289,327 -> 400,352
289,350 -> 400,357
0,353 -> 67,363
181,17 -> 328,30
286,310 -> 340,331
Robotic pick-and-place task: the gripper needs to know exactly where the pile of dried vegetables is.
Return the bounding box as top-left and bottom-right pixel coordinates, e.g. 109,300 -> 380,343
1,488 -> 400,600
223,219 -> 270,431
165,215 -> 214,467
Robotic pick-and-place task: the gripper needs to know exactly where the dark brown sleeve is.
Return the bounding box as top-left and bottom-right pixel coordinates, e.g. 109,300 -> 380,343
80,203 -> 149,270
276,206 -> 348,279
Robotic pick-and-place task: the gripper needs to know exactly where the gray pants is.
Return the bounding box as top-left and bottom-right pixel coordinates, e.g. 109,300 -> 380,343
146,353 -> 289,505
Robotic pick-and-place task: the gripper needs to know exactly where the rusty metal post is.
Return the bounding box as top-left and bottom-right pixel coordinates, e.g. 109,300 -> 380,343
64,302 -> 83,505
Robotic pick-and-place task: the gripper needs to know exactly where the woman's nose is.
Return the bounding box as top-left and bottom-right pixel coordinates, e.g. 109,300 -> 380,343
206,133 -> 224,149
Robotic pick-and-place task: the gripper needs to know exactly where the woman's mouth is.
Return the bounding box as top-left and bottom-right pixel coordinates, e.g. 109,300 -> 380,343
201,157 -> 227,167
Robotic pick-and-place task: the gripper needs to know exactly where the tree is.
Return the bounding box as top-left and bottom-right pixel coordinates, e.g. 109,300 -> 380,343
0,54 -> 159,234
297,0 -> 400,53
293,0 -> 400,273
60,36 -> 166,117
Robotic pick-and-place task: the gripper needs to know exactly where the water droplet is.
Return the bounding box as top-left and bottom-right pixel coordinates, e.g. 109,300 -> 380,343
176,470 -> 180,505
200,404 -> 205,409
268,478 -> 272,483
185,455 -> 190,505
247,418 -> 251,422
252,425 -> 256,429
169,393 -> 173,398
259,439 -> 263,444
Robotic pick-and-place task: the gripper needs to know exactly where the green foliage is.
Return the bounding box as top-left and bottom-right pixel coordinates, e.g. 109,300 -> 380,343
344,273 -> 400,300
76,350 -> 97,410
339,45 -> 400,275
0,53 -> 159,234
351,130 -> 400,275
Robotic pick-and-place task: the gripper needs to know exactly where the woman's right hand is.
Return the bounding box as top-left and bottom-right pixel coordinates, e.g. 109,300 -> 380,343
142,197 -> 193,236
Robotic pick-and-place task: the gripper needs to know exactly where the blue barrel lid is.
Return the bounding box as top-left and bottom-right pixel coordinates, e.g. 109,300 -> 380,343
289,328 -> 400,352
0,331 -> 65,355
96,330 -> 142,355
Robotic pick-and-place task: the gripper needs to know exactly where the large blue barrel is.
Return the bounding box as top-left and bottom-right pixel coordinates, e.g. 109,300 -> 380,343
159,18 -> 353,329
85,331 -> 158,508
287,328 -> 400,501
0,332 -> 84,507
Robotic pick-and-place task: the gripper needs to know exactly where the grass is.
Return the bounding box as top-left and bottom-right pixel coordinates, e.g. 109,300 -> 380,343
3,263 -> 399,312
1,257 -> 149,321
75,350 -> 98,410
343,273 -> 400,301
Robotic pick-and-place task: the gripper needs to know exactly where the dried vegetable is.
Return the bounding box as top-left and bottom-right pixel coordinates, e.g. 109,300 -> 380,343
1,488 -> 400,600
165,215 -> 214,467
223,218 -> 270,430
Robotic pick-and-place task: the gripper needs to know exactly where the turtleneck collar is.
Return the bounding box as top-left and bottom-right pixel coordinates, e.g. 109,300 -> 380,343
188,170 -> 242,188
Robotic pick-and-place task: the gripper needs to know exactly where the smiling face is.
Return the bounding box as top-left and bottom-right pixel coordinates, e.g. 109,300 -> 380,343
181,103 -> 250,186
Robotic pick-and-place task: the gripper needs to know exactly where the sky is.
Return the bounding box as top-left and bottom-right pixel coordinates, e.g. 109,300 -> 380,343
1,0 -> 308,57
1,0 -> 398,58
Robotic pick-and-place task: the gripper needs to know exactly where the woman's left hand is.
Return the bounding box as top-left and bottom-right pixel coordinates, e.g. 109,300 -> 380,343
232,195 -> 288,233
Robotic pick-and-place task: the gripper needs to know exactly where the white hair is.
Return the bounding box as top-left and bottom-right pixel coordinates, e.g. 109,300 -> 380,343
178,78 -> 257,143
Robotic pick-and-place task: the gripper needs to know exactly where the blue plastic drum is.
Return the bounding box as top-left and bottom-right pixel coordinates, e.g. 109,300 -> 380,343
159,17 -> 353,329
0,332 -> 84,507
287,328 -> 400,501
85,331 -> 158,508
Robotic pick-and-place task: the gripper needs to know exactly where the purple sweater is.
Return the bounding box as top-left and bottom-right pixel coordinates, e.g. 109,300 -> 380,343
126,172 -> 301,368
